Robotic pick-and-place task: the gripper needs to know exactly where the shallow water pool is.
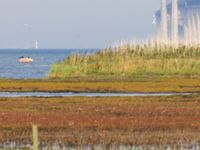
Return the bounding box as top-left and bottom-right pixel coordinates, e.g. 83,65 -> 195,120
0,92 -> 191,97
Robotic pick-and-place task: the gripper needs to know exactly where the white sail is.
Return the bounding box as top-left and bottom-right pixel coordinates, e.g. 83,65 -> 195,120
34,41 -> 38,49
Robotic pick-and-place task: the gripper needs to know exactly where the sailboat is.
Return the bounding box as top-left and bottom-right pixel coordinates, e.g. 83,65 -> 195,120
34,40 -> 39,49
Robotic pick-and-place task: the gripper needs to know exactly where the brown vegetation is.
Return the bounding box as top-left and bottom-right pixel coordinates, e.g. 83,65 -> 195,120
1,77 -> 200,93
0,95 -> 200,146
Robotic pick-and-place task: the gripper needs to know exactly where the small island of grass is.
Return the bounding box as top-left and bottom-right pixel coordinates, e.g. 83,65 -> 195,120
49,43 -> 200,79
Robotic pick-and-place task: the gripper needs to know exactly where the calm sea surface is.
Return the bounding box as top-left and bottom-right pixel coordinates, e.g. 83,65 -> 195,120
0,49 -> 97,79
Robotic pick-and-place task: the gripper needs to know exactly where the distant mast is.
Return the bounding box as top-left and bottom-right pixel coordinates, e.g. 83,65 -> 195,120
34,41 -> 39,49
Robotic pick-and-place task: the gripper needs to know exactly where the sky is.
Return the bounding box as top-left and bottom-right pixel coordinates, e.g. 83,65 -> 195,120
0,0 -> 160,49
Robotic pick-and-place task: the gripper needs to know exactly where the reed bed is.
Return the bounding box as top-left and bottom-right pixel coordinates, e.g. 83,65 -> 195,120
49,42 -> 200,78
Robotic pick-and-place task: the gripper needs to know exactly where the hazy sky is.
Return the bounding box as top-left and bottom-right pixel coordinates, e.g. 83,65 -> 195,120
0,0 -> 160,49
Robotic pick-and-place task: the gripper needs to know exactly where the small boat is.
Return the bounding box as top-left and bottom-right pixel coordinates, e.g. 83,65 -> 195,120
18,56 -> 33,63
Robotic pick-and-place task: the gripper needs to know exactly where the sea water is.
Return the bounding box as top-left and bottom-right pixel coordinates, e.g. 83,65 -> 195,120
0,49 -> 97,79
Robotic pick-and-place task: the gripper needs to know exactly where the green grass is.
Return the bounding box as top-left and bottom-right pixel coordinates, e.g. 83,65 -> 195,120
49,43 -> 200,78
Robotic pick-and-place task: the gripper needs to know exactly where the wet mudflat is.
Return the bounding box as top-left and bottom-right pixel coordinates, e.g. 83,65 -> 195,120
0,95 -> 200,148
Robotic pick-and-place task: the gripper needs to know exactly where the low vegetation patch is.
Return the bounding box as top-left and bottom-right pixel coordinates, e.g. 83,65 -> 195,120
1,78 -> 200,92
0,95 -> 200,147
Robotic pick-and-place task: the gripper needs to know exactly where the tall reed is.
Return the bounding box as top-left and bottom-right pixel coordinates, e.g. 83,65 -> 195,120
49,41 -> 200,78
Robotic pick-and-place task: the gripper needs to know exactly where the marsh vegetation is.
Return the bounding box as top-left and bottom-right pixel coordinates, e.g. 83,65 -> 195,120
49,43 -> 200,78
1,78 -> 200,93
0,95 -> 200,148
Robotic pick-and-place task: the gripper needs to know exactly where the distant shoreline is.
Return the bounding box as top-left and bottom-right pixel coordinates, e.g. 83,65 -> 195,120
0,48 -> 100,51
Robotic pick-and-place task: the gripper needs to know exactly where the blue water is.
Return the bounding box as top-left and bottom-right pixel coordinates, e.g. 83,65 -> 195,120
0,49 -> 97,79
0,92 -> 192,97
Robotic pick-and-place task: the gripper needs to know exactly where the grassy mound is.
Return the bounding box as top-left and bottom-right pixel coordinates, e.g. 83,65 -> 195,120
49,44 -> 200,78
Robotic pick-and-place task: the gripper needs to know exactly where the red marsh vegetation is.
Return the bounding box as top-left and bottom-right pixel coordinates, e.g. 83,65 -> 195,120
0,96 -> 200,146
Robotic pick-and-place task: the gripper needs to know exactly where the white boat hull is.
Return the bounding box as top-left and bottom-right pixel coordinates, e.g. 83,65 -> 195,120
18,58 -> 33,63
